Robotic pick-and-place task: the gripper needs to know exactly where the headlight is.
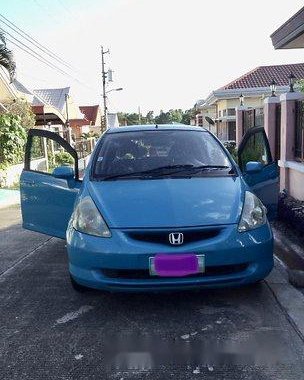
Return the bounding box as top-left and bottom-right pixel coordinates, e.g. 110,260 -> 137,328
72,196 -> 111,237
238,191 -> 267,232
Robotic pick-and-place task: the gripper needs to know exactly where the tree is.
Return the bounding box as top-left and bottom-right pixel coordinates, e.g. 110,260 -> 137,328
0,32 -> 16,82
4,98 -> 36,129
154,110 -> 170,124
145,111 -> 154,124
118,108 -> 196,126
182,108 -> 196,125
117,112 -> 141,125
168,109 -> 183,123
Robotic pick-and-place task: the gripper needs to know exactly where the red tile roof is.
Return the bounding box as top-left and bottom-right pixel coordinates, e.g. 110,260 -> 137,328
221,63 -> 304,90
79,105 -> 99,124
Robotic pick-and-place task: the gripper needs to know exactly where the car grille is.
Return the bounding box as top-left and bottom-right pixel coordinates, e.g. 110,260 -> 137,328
126,228 -> 222,246
101,264 -> 248,280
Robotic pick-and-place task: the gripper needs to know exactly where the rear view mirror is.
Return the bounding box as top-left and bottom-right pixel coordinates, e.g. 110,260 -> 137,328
245,161 -> 263,174
52,166 -> 75,179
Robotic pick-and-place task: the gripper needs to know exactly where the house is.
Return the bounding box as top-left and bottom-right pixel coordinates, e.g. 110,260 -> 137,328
0,67 -> 17,108
78,105 -> 102,135
196,64 -> 304,141
271,6 -> 304,49
32,87 -> 87,139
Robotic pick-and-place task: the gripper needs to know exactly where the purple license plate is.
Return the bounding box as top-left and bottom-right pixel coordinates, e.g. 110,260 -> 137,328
152,253 -> 202,277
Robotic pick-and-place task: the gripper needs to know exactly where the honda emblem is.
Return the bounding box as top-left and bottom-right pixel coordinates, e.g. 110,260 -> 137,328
169,232 -> 184,245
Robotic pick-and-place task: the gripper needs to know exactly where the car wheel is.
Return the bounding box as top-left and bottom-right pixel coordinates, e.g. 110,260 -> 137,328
244,279 -> 264,289
70,275 -> 90,292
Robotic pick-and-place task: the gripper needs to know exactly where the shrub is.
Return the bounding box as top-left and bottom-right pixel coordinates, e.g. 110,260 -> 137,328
54,151 -> 73,167
223,141 -> 238,162
0,114 -> 27,166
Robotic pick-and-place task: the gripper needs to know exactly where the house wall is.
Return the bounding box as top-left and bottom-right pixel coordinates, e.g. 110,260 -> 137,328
216,97 -> 264,114
289,167 -> 304,200
198,96 -> 265,141
195,106 -> 216,130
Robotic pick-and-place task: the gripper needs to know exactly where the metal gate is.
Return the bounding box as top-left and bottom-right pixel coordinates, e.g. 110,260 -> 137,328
295,101 -> 304,161
275,104 -> 281,161
242,108 -> 264,136
243,109 -> 255,135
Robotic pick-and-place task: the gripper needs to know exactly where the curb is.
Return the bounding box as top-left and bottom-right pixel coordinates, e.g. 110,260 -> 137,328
0,190 -> 20,210
266,258 -> 304,341
272,225 -> 304,287
0,199 -> 20,210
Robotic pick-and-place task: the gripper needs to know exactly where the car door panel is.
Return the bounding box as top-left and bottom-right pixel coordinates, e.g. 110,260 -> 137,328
21,129 -> 81,239
238,127 -> 279,219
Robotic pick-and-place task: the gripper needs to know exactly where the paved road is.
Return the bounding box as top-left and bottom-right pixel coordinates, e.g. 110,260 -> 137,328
1,206 -> 304,379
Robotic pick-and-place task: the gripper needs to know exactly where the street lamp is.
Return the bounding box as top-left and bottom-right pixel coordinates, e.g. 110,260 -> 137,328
270,79 -> 276,97
239,93 -> 244,107
106,87 -> 123,94
288,72 -> 296,92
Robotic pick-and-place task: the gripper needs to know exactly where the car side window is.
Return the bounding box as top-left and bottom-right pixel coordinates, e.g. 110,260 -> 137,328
239,130 -> 271,172
29,135 -> 75,174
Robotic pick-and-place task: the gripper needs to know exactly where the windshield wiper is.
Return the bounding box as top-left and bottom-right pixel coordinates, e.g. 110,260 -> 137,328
98,165 -> 193,180
98,164 -> 232,181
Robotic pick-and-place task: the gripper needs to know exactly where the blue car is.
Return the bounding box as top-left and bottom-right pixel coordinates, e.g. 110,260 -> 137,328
20,124 -> 278,292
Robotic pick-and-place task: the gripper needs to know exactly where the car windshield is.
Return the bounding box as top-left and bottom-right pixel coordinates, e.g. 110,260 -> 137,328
92,130 -> 233,180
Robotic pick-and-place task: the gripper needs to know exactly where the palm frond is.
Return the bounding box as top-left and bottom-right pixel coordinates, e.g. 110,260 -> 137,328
0,31 -> 16,82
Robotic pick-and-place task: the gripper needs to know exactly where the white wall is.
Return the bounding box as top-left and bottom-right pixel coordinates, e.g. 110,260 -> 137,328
0,158 -> 46,187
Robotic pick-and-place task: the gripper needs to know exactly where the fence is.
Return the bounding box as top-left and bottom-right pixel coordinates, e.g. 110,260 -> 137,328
74,137 -> 96,159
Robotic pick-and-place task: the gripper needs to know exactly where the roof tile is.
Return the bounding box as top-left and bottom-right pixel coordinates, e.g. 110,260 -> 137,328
221,63 -> 304,89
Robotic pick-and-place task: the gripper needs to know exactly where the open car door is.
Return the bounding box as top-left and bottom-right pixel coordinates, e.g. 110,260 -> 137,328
238,126 -> 279,220
20,129 -> 82,239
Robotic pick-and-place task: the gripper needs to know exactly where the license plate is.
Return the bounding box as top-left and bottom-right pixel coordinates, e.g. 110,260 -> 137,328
149,253 -> 205,277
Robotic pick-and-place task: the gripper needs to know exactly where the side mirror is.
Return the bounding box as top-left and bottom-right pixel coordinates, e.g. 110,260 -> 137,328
52,166 -> 75,179
245,161 -> 263,174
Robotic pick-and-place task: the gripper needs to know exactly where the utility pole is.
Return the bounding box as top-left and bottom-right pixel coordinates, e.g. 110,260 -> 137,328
101,46 -> 109,133
65,93 -> 72,144
138,106 -> 141,124
100,46 -> 123,131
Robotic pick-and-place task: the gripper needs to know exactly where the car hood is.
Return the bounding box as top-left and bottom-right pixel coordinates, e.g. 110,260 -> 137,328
87,177 -> 243,229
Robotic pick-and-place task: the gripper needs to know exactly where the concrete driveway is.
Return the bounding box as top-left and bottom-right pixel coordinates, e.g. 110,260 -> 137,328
1,206 -> 304,379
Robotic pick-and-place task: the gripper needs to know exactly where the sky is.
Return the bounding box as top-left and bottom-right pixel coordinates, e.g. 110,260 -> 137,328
1,0 -> 304,114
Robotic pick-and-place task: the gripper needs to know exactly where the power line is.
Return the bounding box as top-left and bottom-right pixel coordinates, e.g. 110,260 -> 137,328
1,28 -> 73,77
4,37 -> 97,93
6,36 -> 73,78
0,13 -> 74,70
0,16 -> 100,98
1,27 -> 99,93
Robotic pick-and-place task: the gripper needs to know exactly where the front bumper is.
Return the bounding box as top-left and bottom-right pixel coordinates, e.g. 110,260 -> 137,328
66,223 -> 274,292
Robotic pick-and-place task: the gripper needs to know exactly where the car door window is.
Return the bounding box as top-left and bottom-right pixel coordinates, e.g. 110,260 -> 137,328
29,135 -> 75,174
238,130 -> 271,172
25,129 -> 79,180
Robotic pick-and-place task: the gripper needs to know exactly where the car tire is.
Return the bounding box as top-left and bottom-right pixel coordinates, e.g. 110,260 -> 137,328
244,279 -> 264,289
70,275 -> 90,292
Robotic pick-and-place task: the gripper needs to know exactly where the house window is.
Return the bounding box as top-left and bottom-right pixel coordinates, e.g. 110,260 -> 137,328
218,110 -> 222,117
196,115 -> 203,126
227,108 -> 236,116
295,101 -> 304,161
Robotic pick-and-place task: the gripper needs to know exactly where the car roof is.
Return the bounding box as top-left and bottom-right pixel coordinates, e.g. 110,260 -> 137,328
106,124 -> 207,133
